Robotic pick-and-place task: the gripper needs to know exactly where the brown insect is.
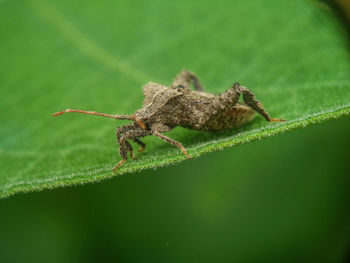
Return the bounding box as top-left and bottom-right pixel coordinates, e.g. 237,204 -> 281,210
53,70 -> 285,171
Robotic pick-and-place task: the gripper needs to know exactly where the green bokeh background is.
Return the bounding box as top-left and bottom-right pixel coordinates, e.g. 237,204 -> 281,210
1,116 -> 350,262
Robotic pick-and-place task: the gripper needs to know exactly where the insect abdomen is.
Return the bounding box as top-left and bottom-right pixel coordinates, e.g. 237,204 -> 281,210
204,104 -> 256,131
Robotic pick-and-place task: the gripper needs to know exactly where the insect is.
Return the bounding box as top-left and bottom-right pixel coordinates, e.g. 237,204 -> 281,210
53,70 -> 285,171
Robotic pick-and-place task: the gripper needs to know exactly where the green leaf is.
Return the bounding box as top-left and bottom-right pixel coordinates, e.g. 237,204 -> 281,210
1,0 -> 349,198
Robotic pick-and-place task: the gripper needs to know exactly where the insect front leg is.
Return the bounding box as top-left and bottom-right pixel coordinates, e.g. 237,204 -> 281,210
116,124 -> 137,159
133,138 -> 146,152
114,129 -> 152,171
171,70 -> 204,91
117,126 -> 146,153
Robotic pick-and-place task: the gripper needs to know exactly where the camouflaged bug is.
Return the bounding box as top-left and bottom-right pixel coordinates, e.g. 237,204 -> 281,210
53,70 -> 285,171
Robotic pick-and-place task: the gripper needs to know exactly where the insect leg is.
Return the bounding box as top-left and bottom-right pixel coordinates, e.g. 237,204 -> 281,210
232,83 -> 285,122
171,70 -> 204,91
152,130 -> 190,158
114,129 -> 152,171
114,140 -> 129,172
116,124 -> 138,159
133,138 -> 146,152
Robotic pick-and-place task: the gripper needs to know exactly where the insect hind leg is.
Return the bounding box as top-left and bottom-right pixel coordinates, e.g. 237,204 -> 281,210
232,83 -> 285,122
171,70 -> 204,91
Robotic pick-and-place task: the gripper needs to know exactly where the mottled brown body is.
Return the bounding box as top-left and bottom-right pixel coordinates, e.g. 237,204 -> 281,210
53,70 -> 284,171
136,82 -> 256,131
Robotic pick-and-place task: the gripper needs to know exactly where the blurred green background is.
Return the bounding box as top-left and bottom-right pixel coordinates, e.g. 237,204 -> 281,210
1,115 -> 350,262
1,0 -> 350,262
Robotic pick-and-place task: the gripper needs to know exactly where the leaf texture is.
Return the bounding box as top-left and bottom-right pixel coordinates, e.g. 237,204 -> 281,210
0,0 -> 349,198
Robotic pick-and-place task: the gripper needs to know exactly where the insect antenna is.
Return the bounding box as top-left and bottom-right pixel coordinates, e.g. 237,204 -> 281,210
52,109 -> 131,120
53,109 -> 148,129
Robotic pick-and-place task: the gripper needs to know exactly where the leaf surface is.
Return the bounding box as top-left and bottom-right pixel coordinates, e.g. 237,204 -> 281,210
0,0 -> 349,198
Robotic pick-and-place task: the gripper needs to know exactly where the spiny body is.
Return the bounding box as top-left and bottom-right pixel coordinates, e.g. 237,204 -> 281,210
53,70 -> 284,171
